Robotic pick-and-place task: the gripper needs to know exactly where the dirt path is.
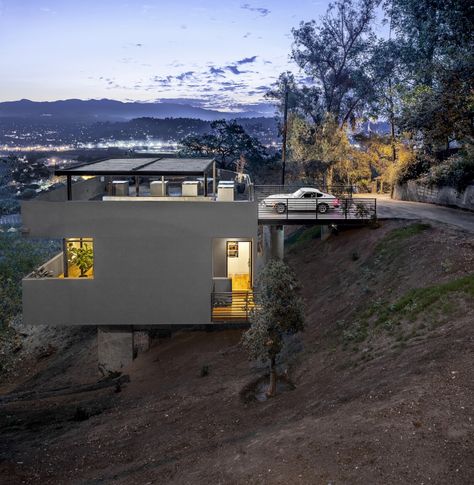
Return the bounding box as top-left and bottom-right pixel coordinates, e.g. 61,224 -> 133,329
358,194 -> 474,233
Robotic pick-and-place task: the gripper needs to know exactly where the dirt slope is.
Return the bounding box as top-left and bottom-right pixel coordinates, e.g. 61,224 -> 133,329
0,220 -> 473,484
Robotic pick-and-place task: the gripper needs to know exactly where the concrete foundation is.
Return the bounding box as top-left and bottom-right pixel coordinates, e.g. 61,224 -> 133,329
269,225 -> 284,260
98,326 -> 133,376
133,330 -> 150,357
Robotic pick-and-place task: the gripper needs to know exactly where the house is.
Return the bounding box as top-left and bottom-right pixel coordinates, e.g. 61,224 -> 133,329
21,157 -> 276,373
21,156 -> 375,373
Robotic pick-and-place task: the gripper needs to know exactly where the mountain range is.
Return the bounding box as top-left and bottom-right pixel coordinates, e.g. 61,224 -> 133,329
0,99 -> 275,122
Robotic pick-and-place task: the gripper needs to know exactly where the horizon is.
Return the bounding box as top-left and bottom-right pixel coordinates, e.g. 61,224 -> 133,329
0,0 -> 388,112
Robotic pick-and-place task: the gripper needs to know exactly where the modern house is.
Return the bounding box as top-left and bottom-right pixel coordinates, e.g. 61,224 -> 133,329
21,157 -> 271,372
21,156 -> 375,372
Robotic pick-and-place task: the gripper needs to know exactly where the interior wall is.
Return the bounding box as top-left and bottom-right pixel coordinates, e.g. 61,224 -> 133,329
227,242 -> 250,277
212,237 -> 250,278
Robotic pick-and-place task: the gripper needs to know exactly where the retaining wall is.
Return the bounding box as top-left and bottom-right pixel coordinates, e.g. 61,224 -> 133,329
393,181 -> 474,211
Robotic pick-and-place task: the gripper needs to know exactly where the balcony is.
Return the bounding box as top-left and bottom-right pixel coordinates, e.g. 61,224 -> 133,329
211,291 -> 256,323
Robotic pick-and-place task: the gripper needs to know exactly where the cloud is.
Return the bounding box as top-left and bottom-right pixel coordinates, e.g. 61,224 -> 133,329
226,65 -> 245,75
153,75 -> 173,86
209,66 -> 226,77
175,71 -> 195,81
236,56 -> 257,65
241,3 -> 271,17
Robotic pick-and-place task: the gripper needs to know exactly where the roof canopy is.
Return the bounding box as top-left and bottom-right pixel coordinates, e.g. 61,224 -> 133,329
55,157 -> 215,177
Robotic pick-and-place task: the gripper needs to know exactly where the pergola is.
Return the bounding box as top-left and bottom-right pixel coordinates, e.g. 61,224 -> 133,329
55,157 -> 217,200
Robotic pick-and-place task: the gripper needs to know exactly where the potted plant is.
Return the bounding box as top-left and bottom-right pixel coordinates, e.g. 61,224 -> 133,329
67,243 -> 94,277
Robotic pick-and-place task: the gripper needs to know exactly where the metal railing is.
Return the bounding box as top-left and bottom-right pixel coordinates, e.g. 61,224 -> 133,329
258,197 -> 377,221
211,291 -> 256,322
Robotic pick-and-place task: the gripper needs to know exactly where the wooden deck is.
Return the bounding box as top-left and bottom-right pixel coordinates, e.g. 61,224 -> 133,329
211,291 -> 255,323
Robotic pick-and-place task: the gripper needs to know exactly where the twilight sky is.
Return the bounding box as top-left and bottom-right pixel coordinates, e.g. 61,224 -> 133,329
0,0 -> 386,112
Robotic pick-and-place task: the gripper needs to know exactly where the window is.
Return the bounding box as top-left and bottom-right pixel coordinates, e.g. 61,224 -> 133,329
63,238 -> 94,278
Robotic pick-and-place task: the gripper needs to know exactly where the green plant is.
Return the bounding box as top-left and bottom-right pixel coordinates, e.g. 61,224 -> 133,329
67,243 -> 94,277
241,260 -> 305,397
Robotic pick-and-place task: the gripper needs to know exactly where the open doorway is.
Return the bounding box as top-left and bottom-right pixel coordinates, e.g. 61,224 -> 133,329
226,240 -> 252,290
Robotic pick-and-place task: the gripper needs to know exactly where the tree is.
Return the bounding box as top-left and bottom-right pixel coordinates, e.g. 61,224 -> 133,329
180,119 -> 267,170
288,113 -> 353,185
292,0 -> 382,127
386,0 -> 474,153
242,260 -> 305,397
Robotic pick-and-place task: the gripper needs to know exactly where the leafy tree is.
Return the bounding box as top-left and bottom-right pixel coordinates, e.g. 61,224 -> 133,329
180,119 -> 268,171
242,260 -> 305,398
386,0 -> 474,153
292,0 -> 383,127
288,113 -> 354,185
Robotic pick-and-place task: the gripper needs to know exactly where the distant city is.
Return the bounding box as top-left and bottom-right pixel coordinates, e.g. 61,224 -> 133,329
0,99 -> 279,156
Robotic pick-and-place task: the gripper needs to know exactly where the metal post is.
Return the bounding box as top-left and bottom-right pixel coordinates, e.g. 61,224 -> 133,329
66,175 -> 72,201
281,88 -> 289,186
212,161 -> 216,196
204,172 -> 208,197
161,176 -> 165,197
62,238 -> 68,277
135,176 -> 139,197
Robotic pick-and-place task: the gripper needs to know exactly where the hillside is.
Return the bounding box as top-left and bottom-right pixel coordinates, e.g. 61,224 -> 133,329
0,220 -> 473,484
0,99 -> 274,122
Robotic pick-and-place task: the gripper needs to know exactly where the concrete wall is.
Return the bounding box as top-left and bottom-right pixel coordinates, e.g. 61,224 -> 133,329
38,177 -> 106,202
22,200 -> 258,326
393,182 -> 474,210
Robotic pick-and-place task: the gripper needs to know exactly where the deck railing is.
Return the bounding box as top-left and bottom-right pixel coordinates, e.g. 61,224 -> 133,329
258,196 -> 376,221
211,291 -> 256,323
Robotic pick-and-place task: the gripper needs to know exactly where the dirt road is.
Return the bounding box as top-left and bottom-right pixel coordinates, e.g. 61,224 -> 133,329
360,195 -> 474,233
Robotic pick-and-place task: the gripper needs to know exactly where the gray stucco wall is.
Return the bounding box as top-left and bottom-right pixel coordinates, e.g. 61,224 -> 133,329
393,182 -> 474,210
38,177 -> 106,202
22,200 -> 258,326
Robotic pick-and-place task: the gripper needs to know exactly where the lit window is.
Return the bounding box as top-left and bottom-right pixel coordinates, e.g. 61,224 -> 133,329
64,238 -> 94,278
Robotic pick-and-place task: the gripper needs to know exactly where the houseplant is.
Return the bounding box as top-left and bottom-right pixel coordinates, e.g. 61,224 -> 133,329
67,243 -> 93,277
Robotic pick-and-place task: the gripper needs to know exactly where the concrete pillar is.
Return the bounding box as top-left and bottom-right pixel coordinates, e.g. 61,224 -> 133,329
98,326 -> 133,376
320,225 -> 331,241
133,330 -> 150,357
270,225 -> 284,260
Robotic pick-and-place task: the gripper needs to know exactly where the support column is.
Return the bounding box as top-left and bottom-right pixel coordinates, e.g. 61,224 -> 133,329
320,225 -> 330,241
212,161 -> 216,196
133,330 -> 150,357
269,225 -> 284,260
98,326 -> 133,376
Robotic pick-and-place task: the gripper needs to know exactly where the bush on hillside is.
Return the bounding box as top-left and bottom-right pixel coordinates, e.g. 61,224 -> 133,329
0,233 -> 60,328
